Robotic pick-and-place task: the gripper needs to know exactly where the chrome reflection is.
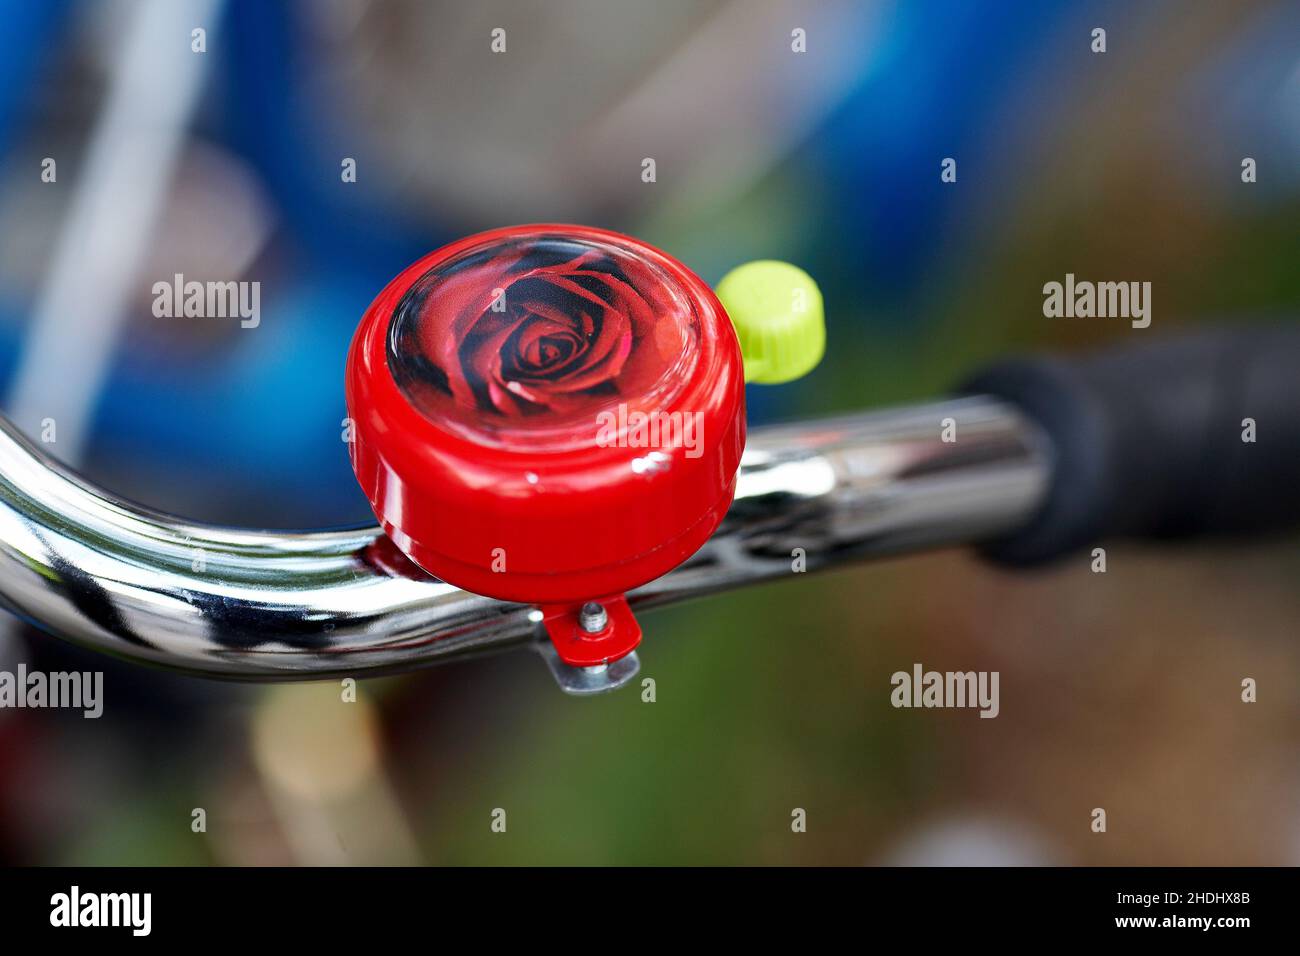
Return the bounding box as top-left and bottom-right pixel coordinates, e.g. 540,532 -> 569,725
0,397 -> 1048,678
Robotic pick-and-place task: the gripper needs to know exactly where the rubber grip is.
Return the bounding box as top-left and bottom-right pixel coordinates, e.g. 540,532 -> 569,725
962,326 -> 1300,565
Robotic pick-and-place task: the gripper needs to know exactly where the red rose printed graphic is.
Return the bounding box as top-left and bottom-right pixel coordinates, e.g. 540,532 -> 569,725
388,234 -> 700,444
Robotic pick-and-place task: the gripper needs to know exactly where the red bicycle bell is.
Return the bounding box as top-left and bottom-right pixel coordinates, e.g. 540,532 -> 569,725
346,224 -> 822,676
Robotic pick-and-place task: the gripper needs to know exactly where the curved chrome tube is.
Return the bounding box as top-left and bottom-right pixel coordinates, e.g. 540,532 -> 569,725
0,397 -> 1049,679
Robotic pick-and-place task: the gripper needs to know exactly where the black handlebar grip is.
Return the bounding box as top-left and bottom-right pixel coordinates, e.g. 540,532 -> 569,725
961,326 -> 1300,565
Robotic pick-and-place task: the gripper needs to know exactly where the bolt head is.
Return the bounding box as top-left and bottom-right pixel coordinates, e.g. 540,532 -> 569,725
578,601 -> 608,634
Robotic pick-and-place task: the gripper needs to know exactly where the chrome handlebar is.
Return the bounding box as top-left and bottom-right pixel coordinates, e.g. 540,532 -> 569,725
0,397 -> 1049,686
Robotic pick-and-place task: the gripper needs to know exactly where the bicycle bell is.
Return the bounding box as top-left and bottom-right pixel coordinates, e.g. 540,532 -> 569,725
346,224 -> 823,686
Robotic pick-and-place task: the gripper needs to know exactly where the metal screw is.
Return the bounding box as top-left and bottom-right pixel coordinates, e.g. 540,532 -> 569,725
578,601 -> 608,634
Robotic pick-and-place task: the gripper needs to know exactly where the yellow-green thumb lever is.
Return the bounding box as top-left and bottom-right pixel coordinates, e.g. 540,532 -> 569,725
715,260 -> 825,384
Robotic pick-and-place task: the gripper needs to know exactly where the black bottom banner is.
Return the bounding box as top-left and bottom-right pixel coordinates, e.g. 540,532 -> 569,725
0,866 -> 1283,942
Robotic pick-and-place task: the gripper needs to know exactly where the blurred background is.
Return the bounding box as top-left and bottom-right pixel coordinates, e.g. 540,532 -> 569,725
0,0 -> 1296,865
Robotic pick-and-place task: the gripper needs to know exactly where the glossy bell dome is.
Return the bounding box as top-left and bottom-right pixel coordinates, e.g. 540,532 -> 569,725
346,224 -> 746,607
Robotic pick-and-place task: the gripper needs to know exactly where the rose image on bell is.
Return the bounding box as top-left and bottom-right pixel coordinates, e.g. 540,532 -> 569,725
388,235 -> 698,437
